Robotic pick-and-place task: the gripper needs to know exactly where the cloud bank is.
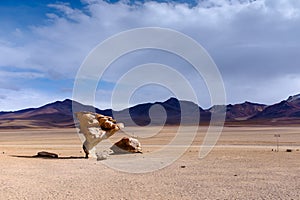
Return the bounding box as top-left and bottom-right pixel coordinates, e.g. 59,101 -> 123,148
0,0 -> 300,110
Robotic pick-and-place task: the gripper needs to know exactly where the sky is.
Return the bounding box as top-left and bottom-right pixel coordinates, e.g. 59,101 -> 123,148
0,0 -> 300,111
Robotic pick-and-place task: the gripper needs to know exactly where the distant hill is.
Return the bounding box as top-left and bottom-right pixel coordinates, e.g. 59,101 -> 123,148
210,101 -> 267,121
113,97 -> 211,126
0,99 -> 111,129
249,94 -> 300,125
1,94 -> 300,128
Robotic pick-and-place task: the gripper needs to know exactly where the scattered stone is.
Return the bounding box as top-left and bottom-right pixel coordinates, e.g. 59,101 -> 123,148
180,165 -> 186,168
96,152 -> 109,161
111,137 -> 142,154
2,151 -> 5,154
296,149 -> 299,151
36,151 -> 58,158
286,149 -> 293,152
234,174 -> 238,176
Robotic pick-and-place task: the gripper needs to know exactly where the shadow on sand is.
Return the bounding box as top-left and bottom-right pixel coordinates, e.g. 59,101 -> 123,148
10,155 -> 86,160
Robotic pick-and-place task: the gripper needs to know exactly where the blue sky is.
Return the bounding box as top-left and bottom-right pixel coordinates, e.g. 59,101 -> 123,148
0,0 -> 300,111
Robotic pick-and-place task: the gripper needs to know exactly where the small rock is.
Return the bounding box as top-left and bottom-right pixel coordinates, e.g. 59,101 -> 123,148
96,152 -> 109,161
180,165 -> 186,168
286,149 -> 293,152
36,151 -> 58,158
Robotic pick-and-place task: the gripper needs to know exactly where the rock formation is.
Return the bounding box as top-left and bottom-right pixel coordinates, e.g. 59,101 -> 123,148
76,111 -> 124,158
111,137 -> 142,154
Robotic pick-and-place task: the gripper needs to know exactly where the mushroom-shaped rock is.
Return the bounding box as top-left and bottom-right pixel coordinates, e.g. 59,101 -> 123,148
111,137 -> 142,154
76,111 -> 124,158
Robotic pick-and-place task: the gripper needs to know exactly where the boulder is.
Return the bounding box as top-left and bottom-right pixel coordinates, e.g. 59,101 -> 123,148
111,137 -> 142,154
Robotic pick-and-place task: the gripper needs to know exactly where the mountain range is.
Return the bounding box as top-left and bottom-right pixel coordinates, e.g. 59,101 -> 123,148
0,94 -> 300,128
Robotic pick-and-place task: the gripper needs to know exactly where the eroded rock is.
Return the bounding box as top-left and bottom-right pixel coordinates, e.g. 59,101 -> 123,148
111,137 -> 142,154
76,111 -> 124,158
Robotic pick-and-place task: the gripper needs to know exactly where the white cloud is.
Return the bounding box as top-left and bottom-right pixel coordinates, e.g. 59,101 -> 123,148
0,45 -> 30,68
264,0 -> 300,19
0,88 -> 65,111
224,73 -> 300,105
0,70 -> 44,79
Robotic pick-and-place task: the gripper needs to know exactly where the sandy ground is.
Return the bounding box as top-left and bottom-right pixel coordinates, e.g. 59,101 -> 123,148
0,126 -> 300,199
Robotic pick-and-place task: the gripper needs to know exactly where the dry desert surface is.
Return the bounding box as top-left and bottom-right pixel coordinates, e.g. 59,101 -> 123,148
0,126 -> 300,199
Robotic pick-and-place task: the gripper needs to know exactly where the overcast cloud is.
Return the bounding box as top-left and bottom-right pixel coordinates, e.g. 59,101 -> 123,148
0,0 -> 300,111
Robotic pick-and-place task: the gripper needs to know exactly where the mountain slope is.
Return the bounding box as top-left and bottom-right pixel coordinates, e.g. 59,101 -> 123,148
113,97 -> 210,126
0,99 -> 110,128
249,94 -> 300,124
210,101 -> 267,121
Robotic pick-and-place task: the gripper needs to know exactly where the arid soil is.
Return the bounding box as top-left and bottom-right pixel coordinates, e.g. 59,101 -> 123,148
0,126 -> 300,199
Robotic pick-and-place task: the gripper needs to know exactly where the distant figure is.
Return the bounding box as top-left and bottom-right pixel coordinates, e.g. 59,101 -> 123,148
75,112 -> 124,158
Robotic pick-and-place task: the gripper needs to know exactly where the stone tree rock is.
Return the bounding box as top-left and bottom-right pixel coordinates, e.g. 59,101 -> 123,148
76,111 -> 124,158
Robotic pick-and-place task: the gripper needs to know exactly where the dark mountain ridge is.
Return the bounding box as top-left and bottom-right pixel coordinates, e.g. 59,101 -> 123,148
1,94 -> 300,128
249,94 -> 300,124
210,101 -> 267,121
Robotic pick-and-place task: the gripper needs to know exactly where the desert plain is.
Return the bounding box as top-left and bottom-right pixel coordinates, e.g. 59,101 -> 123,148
0,126 -> 299,199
